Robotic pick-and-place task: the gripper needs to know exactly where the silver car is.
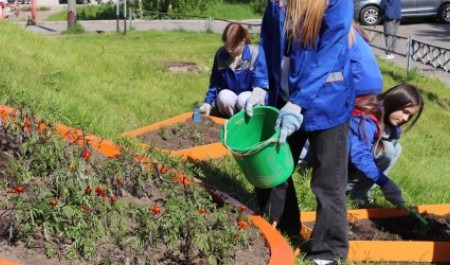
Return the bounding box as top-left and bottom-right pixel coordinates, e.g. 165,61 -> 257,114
354,0 -> 450,25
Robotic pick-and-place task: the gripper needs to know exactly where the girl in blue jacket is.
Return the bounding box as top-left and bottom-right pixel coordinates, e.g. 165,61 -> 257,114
348,83 -> 424,207
245,0 -> 354,263
200,22 -> 258,118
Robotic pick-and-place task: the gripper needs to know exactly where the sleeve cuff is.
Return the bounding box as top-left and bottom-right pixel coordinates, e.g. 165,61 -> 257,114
375,171 -> 390,187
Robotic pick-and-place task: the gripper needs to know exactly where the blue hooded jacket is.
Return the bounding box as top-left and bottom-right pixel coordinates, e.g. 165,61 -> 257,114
288,0 -> 355,131
351,30 -> 383,96
348,115 -> 390,186
204,44 -> 258,105
254,0 -> 355,132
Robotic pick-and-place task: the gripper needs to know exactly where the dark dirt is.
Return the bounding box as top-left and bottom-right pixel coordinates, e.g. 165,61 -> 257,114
348,213 -> 450,241
138,116 -> 223,151
305,213 -> 450,241
0,122 -> 269,265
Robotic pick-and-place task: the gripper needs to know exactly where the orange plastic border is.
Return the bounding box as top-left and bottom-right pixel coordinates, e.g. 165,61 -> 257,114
121,112 -> 230,161
300,204 -> 450,262
0,105 -> 294,265
194,180 -> 295,265
0,105 -> 121,158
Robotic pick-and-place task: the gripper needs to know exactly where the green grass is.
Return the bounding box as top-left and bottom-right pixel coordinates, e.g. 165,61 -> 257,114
2,20 -> 450,263
46,2 -> 263,21
204,3 -> 263,20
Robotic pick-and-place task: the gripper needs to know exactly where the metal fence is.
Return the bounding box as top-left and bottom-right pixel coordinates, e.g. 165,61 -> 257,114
363,28 -> 450,73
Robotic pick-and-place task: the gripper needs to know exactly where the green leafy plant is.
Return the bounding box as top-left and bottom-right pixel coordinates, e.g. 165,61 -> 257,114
0,104 -> 260,264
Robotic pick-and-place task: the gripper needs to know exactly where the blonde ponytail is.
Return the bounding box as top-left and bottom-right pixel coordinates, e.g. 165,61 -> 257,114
285,0 -> 328,48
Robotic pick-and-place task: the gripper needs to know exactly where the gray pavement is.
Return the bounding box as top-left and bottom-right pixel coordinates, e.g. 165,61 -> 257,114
11,7 -> 450,88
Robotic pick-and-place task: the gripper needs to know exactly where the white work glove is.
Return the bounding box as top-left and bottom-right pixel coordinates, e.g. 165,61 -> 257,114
274,102 -> 303,144
199,103 -> 211,116
381,180 -> 405,207
244,87 -> 267,117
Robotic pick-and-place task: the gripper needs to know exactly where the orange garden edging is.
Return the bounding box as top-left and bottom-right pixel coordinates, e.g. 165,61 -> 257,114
300,204 -> 450,262
121,112 -> 231,161
0,105 -> 295,265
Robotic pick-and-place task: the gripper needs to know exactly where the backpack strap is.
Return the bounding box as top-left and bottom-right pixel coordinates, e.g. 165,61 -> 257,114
352,109 -> 381,138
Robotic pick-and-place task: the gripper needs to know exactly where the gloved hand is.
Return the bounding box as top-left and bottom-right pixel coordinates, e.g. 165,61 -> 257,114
274,102 -> 303,144
199,103 -> 211,116
244,87 -> 267,117
380,180 -> 405,207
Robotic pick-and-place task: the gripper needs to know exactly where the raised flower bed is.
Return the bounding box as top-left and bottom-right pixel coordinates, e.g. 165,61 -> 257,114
0,104 -> 295,265
122,112 -> 230,161
300,204 -> 450,262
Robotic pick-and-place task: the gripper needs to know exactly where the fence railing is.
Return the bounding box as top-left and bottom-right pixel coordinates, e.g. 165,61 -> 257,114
363,28 -> 450,73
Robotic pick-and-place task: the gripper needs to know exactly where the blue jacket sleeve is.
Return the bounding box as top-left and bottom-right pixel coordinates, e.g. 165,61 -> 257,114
288,0 -> 353,109
204,49 -> 221,105
252,3 -> 272,90
349,116 -> 390,186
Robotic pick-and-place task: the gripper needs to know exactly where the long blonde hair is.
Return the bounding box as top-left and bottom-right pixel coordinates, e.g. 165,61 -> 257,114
348,21 -> 370,47
285,0 -> 328,48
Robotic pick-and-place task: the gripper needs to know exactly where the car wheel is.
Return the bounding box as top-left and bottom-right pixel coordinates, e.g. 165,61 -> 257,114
360,5 -> 380,26
439,4 -> 450,24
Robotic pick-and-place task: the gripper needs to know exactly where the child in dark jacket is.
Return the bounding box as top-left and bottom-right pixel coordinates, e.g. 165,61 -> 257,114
347,83 -> 424,207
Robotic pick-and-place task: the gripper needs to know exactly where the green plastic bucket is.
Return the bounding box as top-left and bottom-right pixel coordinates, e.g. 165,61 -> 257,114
220,106 -> 294,189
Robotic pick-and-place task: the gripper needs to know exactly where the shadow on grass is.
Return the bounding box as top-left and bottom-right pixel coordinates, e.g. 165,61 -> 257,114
193,156 -> 260,212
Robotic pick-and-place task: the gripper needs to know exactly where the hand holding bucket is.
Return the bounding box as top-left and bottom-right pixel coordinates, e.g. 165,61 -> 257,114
275,102 -> 303,144
220,106 -> 295,189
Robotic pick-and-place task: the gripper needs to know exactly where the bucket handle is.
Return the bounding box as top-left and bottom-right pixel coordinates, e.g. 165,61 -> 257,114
222,120 -> 279,157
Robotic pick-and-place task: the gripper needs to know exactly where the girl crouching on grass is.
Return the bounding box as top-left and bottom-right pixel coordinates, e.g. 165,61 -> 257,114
347,83 -> 424,208
199,22 -> 258,118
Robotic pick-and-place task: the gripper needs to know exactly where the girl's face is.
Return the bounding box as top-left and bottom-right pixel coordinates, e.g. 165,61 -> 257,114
388,105 -> 421,126
224,40 -> 245,58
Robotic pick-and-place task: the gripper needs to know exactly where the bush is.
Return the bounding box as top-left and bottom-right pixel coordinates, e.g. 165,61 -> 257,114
142,0 -> 223,16
249,0 -> 266,14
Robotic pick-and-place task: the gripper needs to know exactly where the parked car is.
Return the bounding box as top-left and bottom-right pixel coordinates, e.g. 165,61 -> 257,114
354,0 -> 450,25
59,0 -> 89,4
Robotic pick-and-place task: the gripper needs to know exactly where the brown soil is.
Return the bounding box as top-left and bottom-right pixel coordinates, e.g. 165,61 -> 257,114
138,116 -> 223,151
348,213 -> 450,241
0,122 -> 269,265
304,213 -> 450,241
161,61 -> 209,74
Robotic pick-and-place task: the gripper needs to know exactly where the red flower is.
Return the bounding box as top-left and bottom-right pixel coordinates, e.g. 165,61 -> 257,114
238,221 -> 249,229
15,186 -> 24,194
80,204 -> 89,212
198,208 -> 206,214
81,149 -> 91,161
160,164 -> 169,174
95,187 -> 106,197
85,187 -> 92,195
109,197 -> 117,204
239,206 -> 248,212
115,178 -> 123,186
173,172 -> 191,185
50,198 -> 58,206
150,205 -> 161,214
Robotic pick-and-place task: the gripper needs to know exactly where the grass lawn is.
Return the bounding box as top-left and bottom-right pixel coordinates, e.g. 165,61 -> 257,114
2,21 -> 450,263
46,2 -> 263,21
